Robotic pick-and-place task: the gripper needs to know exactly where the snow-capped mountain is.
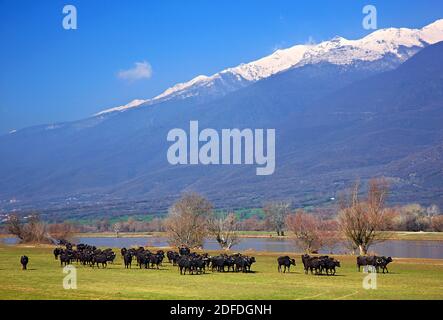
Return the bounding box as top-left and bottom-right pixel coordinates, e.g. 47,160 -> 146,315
97,19 -> 443,115
2,33 -> 443,215
95,99 -> 147,116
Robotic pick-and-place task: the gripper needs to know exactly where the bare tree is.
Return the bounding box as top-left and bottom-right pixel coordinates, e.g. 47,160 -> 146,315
238,215 -> 266,231
285,210 -> 324,253
338,179 -> 392,255
7,214 -> 24,241
165,193 -> 212,249
97,219 -> 111,232
431,215 -> 443,232
208,212 -> 240,250
47,222 -> 76,241
150,218 -> 165,232
427,204 -> 440,217
7,213 -> 49,243
398,204 -> 431,231
264,201 -> 291,236
23,214 -> 47,243
113,222 -> 122,237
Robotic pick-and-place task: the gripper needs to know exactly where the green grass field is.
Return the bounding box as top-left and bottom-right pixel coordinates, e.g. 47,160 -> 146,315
1,245 -> 443,300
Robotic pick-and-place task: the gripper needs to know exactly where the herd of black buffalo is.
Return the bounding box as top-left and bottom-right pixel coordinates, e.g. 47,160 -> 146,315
19,241 -> 394,276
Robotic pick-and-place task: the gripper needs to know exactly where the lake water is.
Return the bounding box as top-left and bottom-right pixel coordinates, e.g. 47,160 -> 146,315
3,236 -> 443,259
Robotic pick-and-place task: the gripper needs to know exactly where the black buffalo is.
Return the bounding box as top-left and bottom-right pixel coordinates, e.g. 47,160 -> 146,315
302,254 -> 340,276
124,253 -> 133,269
357,256 -> 377,272
167,251 -> 180,265
20,256 -> 29,270
92,254 -> 108,268
376,256 -> 393,273
235,256 -> 256,273
178,256 -> 192,275
323,258 -> 341,275
178,255 -> 206,275
138,253 -> 150,269
53,248 -> 62,260
179,247 -> 191,256
60,251 -> 72,267
357,256 -> 393,273
277,256 -> 296,273
149,254 -> 163,269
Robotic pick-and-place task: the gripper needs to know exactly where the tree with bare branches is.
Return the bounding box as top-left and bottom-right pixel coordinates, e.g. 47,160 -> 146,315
338,178 -> 392,255
23,214 -> 47,243
285,210 -> 324,253
208,212 -> 240,250
6,214 -> 24,241
47,222 -> 76,241
165,193 -> 212,249
431,215 -> 443,232
7,213 -> 49,243
264,201 -> 291,236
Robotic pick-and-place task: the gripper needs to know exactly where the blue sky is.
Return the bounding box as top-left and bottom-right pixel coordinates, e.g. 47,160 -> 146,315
1,0 -> 442,134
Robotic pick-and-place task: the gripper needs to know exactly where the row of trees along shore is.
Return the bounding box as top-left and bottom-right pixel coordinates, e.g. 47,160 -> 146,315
162,179 -> 392,255
159,178 -> 441,255
4,178 -> 443,255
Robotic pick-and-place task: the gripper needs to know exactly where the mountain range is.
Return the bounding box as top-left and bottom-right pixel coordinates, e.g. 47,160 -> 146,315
1,20 -> 443,219
97,19 -> 443,115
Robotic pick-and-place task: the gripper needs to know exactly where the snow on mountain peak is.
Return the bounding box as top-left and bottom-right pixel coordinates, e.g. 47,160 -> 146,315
229,44 -> 312,81
95,99 -> 148,116
97,19 -> 443,115
420,18 -> 443,44
154,75 -> 211,101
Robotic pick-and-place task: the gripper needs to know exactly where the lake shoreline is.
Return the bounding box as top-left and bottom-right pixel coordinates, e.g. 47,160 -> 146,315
54,231 -> 443,242
2,231 -> 443,241
3,232 -> 443,259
